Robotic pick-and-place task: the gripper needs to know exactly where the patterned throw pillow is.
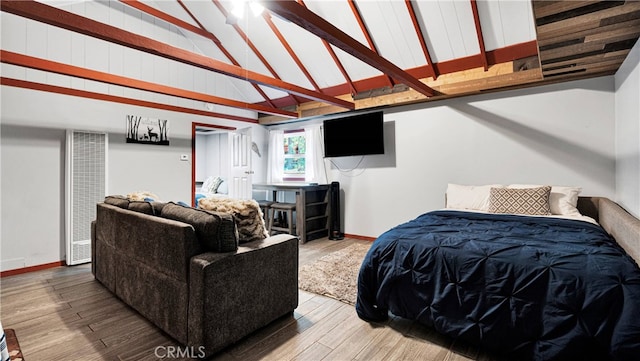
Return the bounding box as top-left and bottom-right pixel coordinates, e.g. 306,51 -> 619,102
488,186 -> 552,215
202,176 -> 223,194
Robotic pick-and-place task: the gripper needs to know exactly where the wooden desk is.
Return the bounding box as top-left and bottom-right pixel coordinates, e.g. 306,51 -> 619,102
253,183 -> 330,243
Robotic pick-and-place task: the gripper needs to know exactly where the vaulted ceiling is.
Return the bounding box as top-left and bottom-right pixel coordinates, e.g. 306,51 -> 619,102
2,1 -> 640,125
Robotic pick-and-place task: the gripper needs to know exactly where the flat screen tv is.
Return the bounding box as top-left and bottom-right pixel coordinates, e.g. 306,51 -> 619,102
323,111 -> 384,157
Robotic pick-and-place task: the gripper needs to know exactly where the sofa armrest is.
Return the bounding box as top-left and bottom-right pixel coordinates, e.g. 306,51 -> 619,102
188,234 -> 298,355
91,220 -> 96,276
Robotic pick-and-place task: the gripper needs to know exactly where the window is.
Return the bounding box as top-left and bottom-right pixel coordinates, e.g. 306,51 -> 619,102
283,130 -> 306,181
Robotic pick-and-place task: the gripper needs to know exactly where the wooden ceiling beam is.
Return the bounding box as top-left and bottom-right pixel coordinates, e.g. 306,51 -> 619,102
262,12 -> 322,91
121,0 -> 277,108
0,50 -> 299,118
254,40 -> 539,109
347,0 -> 394,88
298,0 -> 357,95
470,0 -> 488,71
120,0 -> 218,44
2,77 -> 259,123
259,61 -> 544,124
405,0 -> 438,80
0,0 -> 354,110
262,0 -> 439,98
211,0 -> 302,107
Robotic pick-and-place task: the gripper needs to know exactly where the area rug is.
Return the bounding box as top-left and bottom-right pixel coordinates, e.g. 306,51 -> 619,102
298,242 -> 371,305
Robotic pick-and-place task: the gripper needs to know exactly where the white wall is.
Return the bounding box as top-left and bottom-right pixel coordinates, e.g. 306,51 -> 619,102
324,77 -> 616,238
614,39 -> 640,218
0,76 -> 622,269
0,87 -> 266,271
0,1 -> 631,269
196,132 -> 230,182
0,3 -> 268,271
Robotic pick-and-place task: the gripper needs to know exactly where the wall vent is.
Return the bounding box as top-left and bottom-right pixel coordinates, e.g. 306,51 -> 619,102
65,130 -> 107,265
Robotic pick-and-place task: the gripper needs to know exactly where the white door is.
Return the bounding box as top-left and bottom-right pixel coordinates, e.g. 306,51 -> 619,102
228,128 -> 253,199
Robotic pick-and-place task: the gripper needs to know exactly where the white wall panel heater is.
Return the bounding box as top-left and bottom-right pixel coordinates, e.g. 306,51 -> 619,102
65,130 -> 107,265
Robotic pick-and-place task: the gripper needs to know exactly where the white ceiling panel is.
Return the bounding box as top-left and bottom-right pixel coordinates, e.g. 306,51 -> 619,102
10,0 -> 633,121
356,0 -> 424,69
453,0 -> 481,57
435,0 -> 478,59
413,0 -> 456,63
141,0 -> 201,29
491,0 -> 537,49
303,0 -> 383,83
271,16 -> 346,89
234,16 -> 315,90
304,1 -> 370,48
476,0 -> 535,52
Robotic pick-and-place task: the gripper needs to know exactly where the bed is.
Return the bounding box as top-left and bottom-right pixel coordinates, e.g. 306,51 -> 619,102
356,185 -> 640,361
195,176 -> 229,205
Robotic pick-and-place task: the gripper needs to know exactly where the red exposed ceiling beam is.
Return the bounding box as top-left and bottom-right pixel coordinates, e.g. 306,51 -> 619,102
470,0 -> 488,71
298,0 -> 357,95
172,0 -> 277,108
1,50 -> 299,118
211,0 -> 302,106
121,0 -> 276,108
1,0 -> 353,110
263,12 -> 322,91
263,0 -> 438,98
258,40 -> 539,108
405,0 -> 438,80
322,41 -> 358,95
347,0 -> 394,88
120,0 -> 219,44
1,77 -> 259,123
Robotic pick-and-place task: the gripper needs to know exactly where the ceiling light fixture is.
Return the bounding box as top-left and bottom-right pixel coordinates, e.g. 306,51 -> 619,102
249,2 -> 264,17
226,0 -> 264,25
230,0 -> 245,19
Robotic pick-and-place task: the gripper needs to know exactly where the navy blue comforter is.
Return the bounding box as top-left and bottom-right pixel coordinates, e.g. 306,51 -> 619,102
356,210 -> 640,361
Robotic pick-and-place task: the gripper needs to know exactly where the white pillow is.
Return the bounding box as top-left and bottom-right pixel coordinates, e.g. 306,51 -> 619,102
446,184 -> 505,211
217,179 -> 228,194
507,184 -> 582,216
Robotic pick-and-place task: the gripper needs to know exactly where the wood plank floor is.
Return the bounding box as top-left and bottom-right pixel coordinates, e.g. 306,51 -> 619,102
1,237 -> 501,361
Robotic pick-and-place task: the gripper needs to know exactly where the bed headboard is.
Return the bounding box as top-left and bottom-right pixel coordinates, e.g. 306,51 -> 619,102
578,197 -> 640,266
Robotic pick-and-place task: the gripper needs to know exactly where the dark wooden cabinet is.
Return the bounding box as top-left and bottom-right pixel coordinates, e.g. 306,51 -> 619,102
253,183 -> 330,243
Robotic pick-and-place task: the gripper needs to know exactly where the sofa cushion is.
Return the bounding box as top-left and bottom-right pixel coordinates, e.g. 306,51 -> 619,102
151,201 -> 167,215
198,198 -> 269,243
128,200 -> 155,215
161,202 -> 238,252
104,195 -> 130,209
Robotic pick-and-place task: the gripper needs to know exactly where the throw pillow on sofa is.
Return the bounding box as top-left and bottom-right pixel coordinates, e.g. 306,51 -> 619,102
160,202 -> 238,252
198,197 -> 269,243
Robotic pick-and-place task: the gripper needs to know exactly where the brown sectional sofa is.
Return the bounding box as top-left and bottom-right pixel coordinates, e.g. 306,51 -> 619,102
91,198 -> 299,357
